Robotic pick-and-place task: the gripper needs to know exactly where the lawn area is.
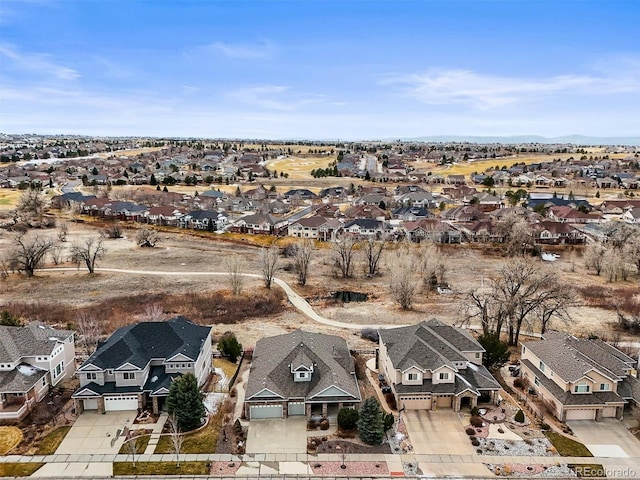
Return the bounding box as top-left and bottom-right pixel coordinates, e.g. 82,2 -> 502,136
0,426 -> 23,455
215,358 -> 239,386
118,432 -> 151,455
154,410 -> 222,454
0,463 -> 44,477
113,461 -> 209,476
35,426 -> 71,455
0,189 -> 21,210
544,431 -> 593,457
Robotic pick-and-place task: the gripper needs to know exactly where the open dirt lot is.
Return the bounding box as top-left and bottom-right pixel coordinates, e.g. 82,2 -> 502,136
0,221 -> 636,349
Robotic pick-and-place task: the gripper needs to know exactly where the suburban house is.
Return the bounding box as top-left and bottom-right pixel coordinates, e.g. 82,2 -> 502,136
244,330 -> 361,420
73,317 -> 212,415
378,320 -> 501,411
520,331 -> 640,421
0,323 -> 75,423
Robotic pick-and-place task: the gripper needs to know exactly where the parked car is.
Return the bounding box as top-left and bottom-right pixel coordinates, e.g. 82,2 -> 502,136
381,385 -> 392,394
510,367 -> 520,377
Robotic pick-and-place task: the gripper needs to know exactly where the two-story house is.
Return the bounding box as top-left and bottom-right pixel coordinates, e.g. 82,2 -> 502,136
0,323 -> 75,423
520,331 -> 640,421
72,317 -> 212,415
378,320 -> 501,411
244,330 -> 361,421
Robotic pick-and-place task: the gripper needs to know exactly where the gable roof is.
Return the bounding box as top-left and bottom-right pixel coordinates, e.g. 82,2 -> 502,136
523,331 -> 633,383
245,330 -> 360,402
0,323 -> 73,363
379,319 -> 483,373
78,317 -> 210,370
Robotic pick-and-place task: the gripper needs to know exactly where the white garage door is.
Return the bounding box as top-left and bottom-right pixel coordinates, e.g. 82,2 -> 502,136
83,398 -> 98,410
602,406 -> 617,418
288,402 -> 305,416
250,405 -> 283,419
400,396 -> 432,410
104,395 -> 138,411
565,408 -> 596,420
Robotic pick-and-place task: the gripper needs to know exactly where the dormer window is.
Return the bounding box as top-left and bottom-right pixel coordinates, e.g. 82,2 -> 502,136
295,371 -> 310,381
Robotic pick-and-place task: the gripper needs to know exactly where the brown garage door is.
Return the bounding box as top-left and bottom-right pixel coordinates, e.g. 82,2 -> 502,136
400,395 -> 432,410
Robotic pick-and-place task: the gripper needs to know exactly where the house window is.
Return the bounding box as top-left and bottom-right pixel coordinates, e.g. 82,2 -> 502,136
522,346 -> 526,354
599,383 -> 611,391
107,369 -> 113,375
539,361 -> 546,373
534,376 -> 540,386
123,372 -> 136,380
475,352 -> 480,358
87,373 -> 97,381
574,383 -> 590,393
439,372 -> 449,380
54,361 -> 64,378
407,373 -> 418,381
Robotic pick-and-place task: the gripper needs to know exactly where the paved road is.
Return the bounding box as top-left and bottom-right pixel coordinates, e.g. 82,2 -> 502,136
40,267 -> 396,330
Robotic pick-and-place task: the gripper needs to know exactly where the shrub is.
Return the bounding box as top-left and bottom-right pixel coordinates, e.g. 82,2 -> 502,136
470,416 -> 484,427
383,412 -> 395,431
541,422 -> 551,431
470,406 -> 479,417
513,378 -> 525,389
514,409 -> 525,423
360,328 -> 379,343
337,408 -> 359,430
465,427 -> 475,435
384,392 -> 397,410
319,418 -> 330,430
471,439 -> 480,446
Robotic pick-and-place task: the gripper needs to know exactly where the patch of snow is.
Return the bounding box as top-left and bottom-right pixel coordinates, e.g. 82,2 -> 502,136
203,392 -> 226,414
17,364 -> 40,376
149,375 -> 158,383
215,367 -> 230,392
467,362 -> 479,371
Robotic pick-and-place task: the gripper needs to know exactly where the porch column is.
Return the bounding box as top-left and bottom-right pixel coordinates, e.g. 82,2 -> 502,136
322,403 -> 328,418
138,393 -> 146,410
283,402 -> 288,419
471,396 -> 478,409
74,398 -> 84,415
595,409 -> 603,422
305,404 -> 312,420
616,406 -> 623,420
97,396 -> 105,414
431,396 -> 437,411
152,396 -> 159,415
338,402 -> 343,411
453,396 -> 461,412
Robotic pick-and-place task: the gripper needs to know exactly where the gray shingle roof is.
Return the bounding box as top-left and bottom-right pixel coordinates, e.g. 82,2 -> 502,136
0,323 -> 73,363
0,365 -> 48,394
521,359 -> 625,406
522,331 -> 631,383
79,317 -> 210,370
379,320 -> 484,374
245,330 -> 360,403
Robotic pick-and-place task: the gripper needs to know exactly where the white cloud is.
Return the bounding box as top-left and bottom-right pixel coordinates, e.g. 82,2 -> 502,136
230,84 -> 323,111
383,68 -> 640,109
0,43 -> 80,80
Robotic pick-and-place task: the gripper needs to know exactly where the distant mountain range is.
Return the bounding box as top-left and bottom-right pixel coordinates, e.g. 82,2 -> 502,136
393,135 -> 640,146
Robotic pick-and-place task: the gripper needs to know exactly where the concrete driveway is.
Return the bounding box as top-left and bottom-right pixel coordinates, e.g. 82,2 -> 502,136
55,411 -> 137,455
402,410 -> 475,455
568,419 -> 640,458
245,417 -> 307,454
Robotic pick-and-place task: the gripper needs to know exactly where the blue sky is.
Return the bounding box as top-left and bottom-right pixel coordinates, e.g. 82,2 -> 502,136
1,0 -> 639,139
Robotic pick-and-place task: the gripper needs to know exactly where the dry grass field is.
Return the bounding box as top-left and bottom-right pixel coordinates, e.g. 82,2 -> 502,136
265,154 -> 334,180
94,146 -> 166,159
1,221 -> 637,352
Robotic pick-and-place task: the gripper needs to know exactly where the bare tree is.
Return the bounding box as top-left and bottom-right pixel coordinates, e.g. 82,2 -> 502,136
8,233 -> 54,277
584,242 -> 606,275
495,212 -> 533,256
57,222 -> 68,243
535,282 -> 576,334
136,227 -> 160,247
362,235 -> 386,276
292,239 -> 313,286
67,200 -> 84,222
15,189 -> 48,226
75,311 -> 102,355
389,249 -> 419,310
167,413 -> 184,467
69,236 -> 106,274
603,248 -> 632,282
331,235 -> 358,278
465,287 -> 504,335
225,255 -> 245,296
143,303 -> 165,322
624,236 -> 640,275
49,243 -> 64,265
103,224 -> 123,239
260,242 -> 279,289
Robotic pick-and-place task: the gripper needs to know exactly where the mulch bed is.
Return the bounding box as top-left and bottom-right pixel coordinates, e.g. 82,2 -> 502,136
209,461 -> 241,476
316,439 -> 392,454
310,461 -> 389,476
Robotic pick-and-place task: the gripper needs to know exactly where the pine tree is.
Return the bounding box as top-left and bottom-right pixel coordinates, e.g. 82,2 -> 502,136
167,373 -> 205,431
357,397 -> 384,445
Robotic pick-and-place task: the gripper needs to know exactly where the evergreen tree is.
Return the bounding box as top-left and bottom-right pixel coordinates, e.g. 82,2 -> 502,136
166,373 -> 205,431
217,332 -> 242,362
357,397 -> 384,445
150,173 -> 157,186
